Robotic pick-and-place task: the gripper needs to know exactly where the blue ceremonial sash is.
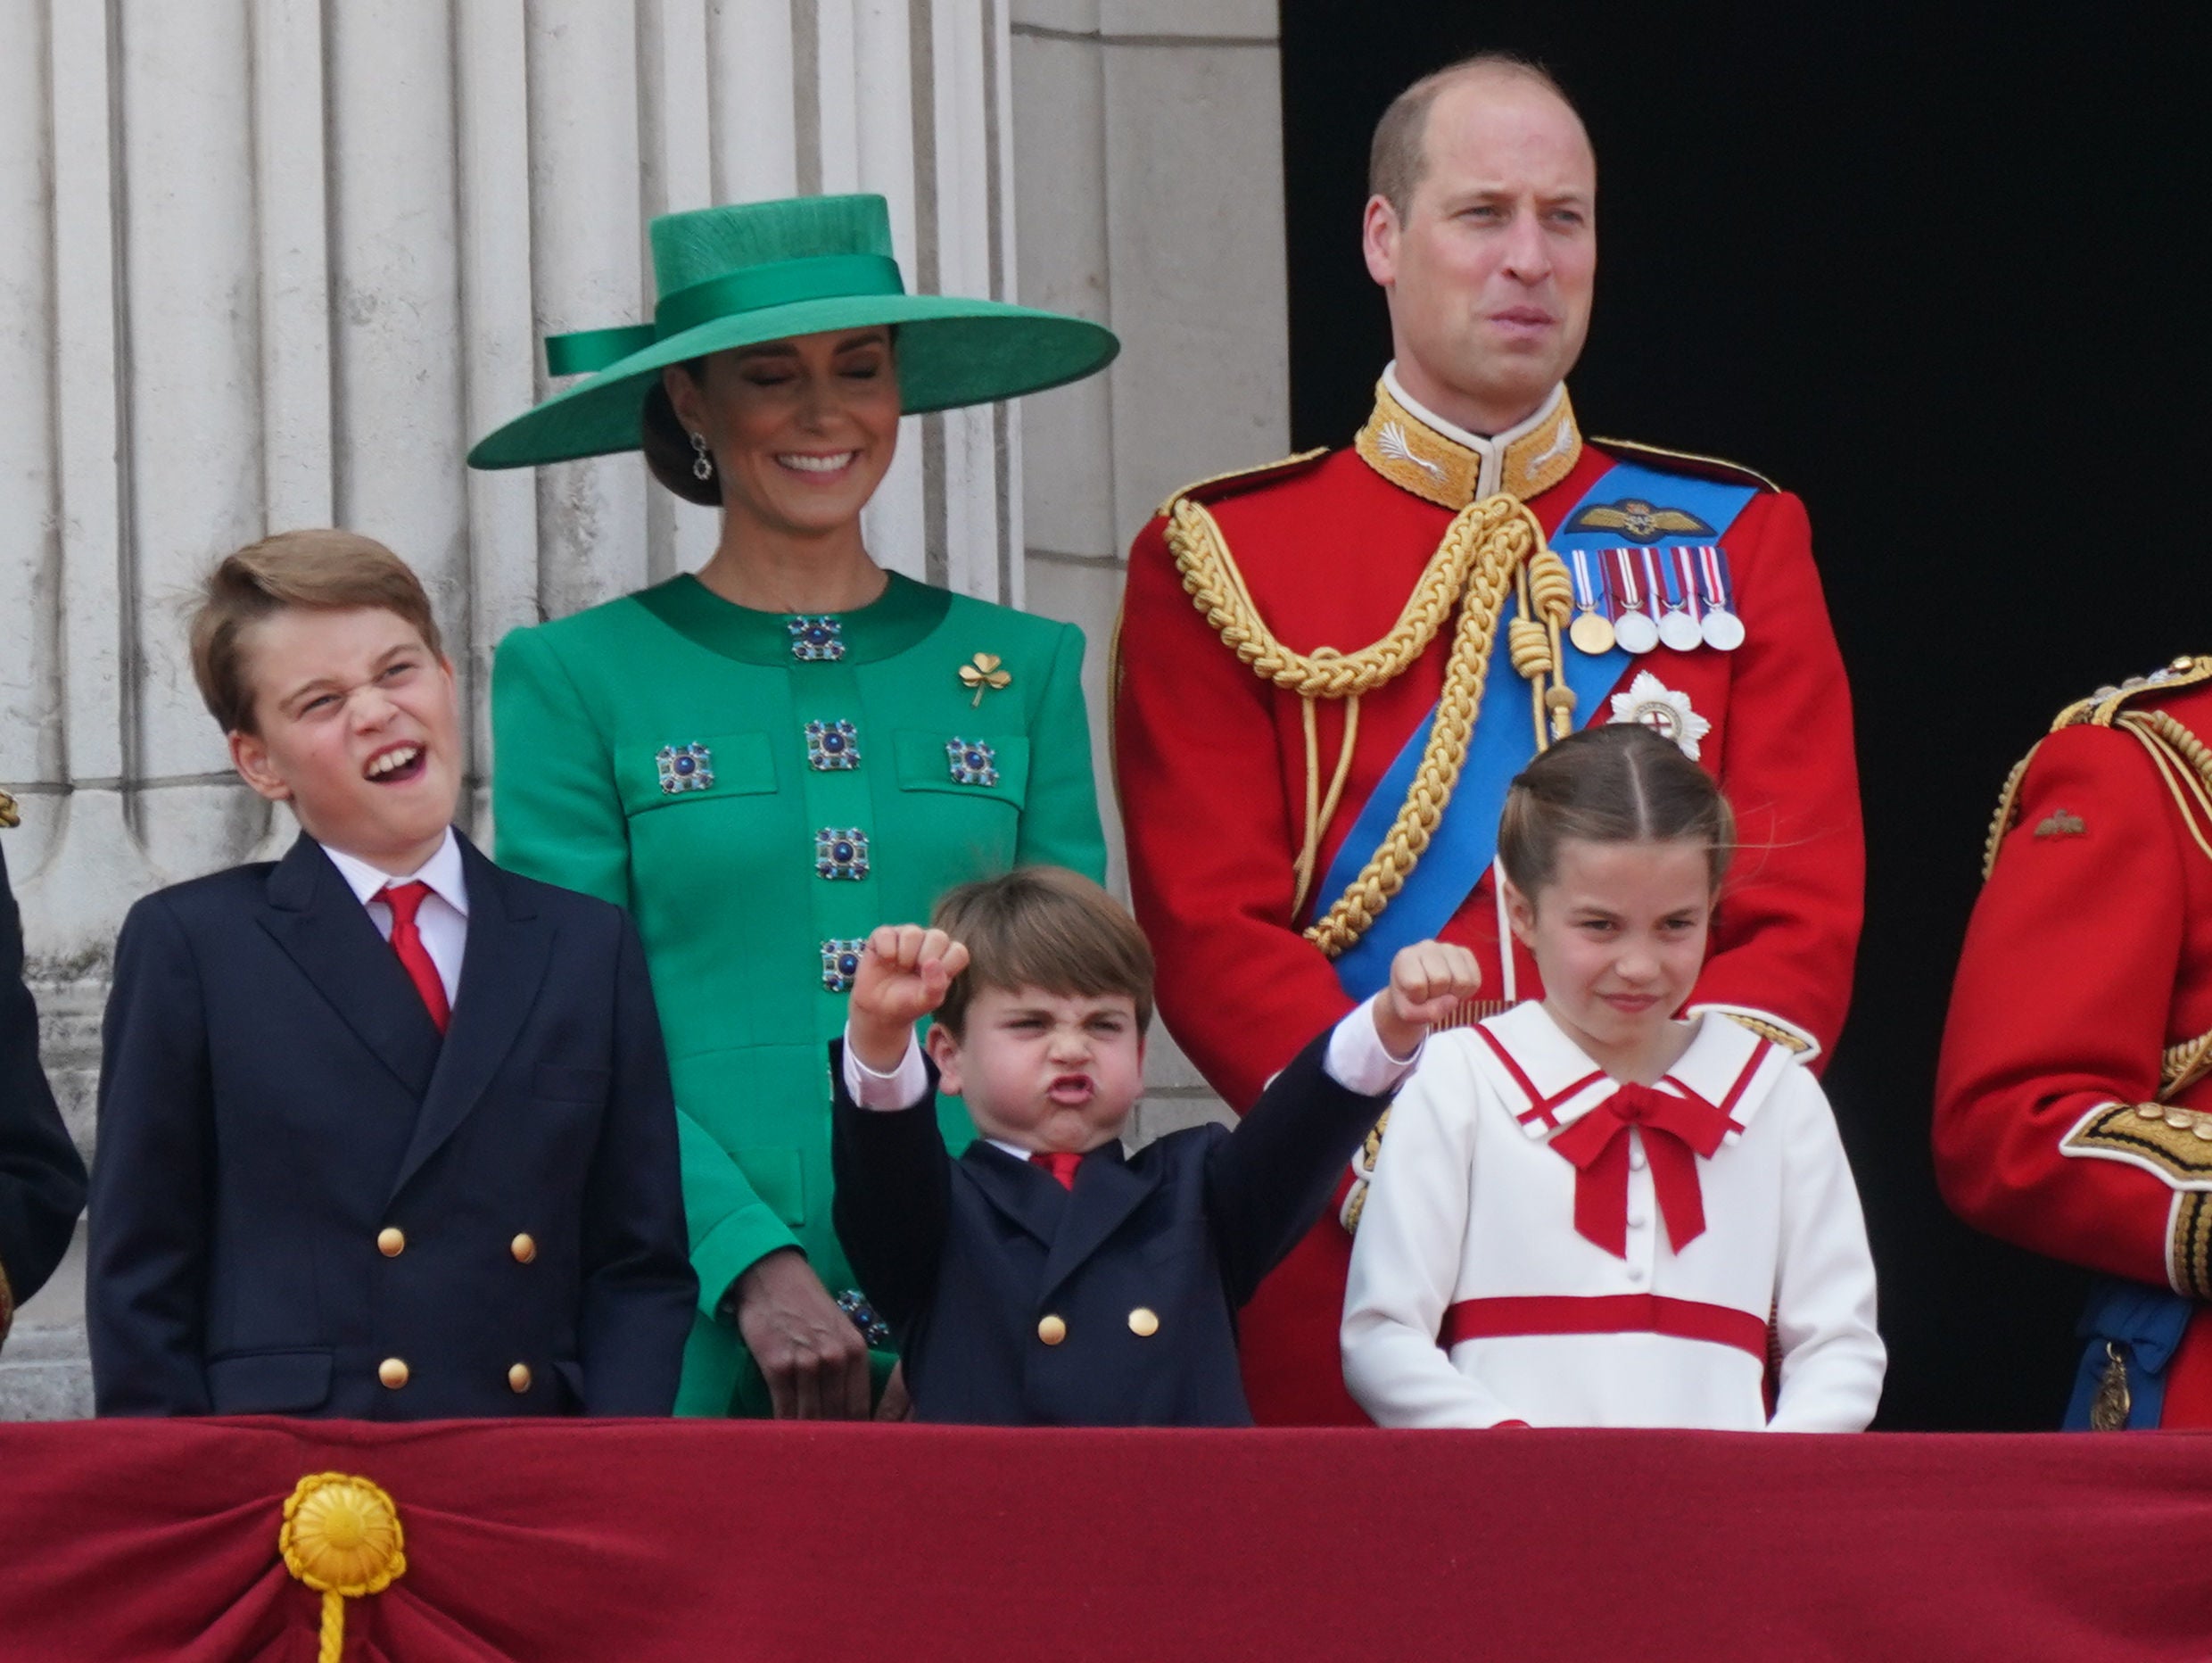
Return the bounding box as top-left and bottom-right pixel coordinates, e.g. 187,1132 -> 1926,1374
1321,458 -> 1760,998
2062,1278 -> 2192,1430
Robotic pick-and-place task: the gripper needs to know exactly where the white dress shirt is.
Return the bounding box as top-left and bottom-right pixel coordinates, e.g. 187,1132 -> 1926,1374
841,992 -> 1419,1161
323,829 -> 470,1006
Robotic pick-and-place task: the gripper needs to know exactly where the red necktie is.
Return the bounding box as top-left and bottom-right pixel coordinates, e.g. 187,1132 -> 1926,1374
377,881 -> 450,1034
1546,1081 -> 1729,1257
1030,1150 -> 1082,1190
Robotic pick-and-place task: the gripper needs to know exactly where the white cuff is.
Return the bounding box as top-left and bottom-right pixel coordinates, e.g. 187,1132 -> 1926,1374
1325,994 -> 1422,1097
842,1023 -> 929,1110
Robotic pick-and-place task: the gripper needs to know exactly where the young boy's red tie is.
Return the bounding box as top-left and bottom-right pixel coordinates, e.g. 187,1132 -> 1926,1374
1030,1150 -> 1082,1190
378,881 -> 450,1033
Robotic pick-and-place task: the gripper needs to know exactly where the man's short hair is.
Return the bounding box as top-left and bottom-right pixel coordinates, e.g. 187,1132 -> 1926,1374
930,865 -> 1155,1038
1368,51 -> 1581,219
188,529 -> 444,735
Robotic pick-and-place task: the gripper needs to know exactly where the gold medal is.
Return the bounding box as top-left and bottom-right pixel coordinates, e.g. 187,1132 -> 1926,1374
1565,548 -> 1615,655
1569,610 -> 1615,655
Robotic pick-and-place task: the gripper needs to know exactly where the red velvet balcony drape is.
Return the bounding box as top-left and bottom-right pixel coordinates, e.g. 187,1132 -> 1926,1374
2,1419 -> 2208,1661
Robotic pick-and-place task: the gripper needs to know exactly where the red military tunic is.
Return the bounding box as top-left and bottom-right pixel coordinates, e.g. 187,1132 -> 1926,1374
1114,375 -> 1865,1425
1936,661 -> 2212,1425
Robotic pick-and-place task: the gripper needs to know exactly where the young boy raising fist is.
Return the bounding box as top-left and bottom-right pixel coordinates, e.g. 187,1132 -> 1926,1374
830,865 -> 1478,1425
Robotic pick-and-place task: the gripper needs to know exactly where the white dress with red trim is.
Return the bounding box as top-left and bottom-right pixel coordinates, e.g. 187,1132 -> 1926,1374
1341,1000 -> 1883,1430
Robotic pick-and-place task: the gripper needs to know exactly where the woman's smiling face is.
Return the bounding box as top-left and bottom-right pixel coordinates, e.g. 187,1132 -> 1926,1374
666,327 -> 902,540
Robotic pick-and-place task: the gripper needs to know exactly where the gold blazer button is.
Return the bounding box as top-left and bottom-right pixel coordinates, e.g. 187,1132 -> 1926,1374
510,1233 -> 537,1263
1036,1314 -> 1068,1346
1127,1307 -> 1160,1337
376,1228 -> 405,1257
508,1362 -> 532,1394
378,1357 -> 409,1390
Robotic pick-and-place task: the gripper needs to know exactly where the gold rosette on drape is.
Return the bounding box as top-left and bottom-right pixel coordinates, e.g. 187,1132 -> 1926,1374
278,1472 -> 408,1662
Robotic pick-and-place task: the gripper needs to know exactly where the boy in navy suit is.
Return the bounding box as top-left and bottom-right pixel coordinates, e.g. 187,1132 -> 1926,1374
87,531 -> 694,1417
830,865 -> 1479,1425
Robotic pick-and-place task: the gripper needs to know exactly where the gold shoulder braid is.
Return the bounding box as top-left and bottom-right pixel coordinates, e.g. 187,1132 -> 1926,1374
1982,658 -> 2212,878
1163,491 -> 1576,953
0,789 -> 17,831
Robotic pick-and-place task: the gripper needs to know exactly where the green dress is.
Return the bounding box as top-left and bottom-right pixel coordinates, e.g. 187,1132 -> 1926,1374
491,571 -> 1106,1414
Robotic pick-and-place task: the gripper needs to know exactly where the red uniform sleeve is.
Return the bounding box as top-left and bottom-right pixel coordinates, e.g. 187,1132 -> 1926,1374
1689,491 -> 1865,1062
1115,512 -> 1356,1110
1933,724 -> 2185,1289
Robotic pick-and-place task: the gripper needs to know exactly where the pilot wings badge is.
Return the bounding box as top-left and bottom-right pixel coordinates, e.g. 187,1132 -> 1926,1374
1565,497 -> 1716,544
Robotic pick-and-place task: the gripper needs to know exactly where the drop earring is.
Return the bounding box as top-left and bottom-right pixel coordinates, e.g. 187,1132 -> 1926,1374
689,432 -> 714,482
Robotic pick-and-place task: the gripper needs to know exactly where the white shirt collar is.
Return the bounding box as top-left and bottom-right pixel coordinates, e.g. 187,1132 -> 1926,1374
1471,999 -> 1784,1142
1380,362 -> 1565,500
323,827 -> 470,917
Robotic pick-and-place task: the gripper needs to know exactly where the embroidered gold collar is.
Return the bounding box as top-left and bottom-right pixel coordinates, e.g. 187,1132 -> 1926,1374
1354,373 -> 1582,509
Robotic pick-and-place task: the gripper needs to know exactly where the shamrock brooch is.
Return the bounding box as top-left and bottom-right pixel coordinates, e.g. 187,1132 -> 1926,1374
958,652 -> 1011,707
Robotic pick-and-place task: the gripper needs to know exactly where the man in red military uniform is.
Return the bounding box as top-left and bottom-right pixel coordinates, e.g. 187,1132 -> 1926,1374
1936,658 -> 2212,1428
1113,54 -> 1864,1424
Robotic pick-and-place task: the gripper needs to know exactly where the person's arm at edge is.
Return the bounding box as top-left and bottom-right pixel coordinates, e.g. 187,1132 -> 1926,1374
85,896 -> 213,1415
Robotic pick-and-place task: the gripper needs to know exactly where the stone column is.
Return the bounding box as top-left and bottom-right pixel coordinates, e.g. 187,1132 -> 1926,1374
0,0 -> 1044,1416
1008,0 -> 1290,1143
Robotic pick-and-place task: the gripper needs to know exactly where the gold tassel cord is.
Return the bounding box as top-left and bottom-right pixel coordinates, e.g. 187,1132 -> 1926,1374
279,1472 -> 408,1663
1165,492 -> 1547,957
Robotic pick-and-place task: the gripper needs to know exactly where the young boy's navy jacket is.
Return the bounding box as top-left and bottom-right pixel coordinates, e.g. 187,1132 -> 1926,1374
87,831 -> 696,1418
1,839 -> 89,1331
830,1030 -> 1391,1425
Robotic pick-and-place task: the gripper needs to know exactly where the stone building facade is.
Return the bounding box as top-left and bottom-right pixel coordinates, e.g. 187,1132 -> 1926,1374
1,0 -> 1283,1416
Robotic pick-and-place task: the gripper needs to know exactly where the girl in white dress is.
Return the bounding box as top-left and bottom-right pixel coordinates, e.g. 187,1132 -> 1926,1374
1341,724 -> 1883,1430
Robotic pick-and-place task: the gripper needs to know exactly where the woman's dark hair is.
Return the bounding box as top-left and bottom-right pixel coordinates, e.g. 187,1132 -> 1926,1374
1497,723 -> 1736,899
641,359 -> 718,507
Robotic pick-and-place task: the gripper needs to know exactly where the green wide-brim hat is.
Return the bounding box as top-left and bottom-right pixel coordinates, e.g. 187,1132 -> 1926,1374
467,193 -> 1119,470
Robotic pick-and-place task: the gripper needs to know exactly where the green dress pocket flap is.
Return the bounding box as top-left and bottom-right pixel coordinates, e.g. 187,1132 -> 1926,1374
893,731 -> 1030,810
620,731 -> 778,817
739,1144 -> 806,1228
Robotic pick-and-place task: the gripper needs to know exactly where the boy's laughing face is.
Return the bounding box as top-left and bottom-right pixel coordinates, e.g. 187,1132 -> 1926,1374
227,606 -> 462,874
926,985 -> 1146,1154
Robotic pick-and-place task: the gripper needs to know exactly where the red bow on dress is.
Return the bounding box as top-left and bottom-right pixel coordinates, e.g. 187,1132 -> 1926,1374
1546,1081 -> 1731,1258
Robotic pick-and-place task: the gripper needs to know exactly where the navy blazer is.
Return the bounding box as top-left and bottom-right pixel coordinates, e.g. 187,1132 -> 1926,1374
0,840 -> 88,1330
831,1029 -> 1391,1425
87,831 -> 695,1418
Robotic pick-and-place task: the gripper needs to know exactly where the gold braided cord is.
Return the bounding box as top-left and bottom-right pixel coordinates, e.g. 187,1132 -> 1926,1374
1980,743 -> 2042,881
2117,714 -> 2212,867
1166,496 -> 1489,697
1163,493 -> 1545,957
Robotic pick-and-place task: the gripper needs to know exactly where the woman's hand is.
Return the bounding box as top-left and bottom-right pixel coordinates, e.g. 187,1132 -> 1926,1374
1373,939 -> 1483,1060
848,924 -> 970,1073
731,1248 -> 873,1419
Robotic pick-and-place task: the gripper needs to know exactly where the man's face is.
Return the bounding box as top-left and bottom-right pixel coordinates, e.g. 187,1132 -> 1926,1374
1365,72 -> 1597,434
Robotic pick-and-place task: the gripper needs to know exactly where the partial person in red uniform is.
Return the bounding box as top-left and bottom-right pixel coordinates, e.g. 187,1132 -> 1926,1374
1936,658 -> 2212,1428
1113,53 -> 1864,1424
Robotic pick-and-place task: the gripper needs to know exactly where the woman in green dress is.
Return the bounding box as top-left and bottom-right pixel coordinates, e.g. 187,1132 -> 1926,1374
469,194 -> 1118,1418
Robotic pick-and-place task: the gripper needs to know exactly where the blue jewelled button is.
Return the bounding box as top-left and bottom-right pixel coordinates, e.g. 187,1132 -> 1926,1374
656,742 -> 714,795
945,736 -> 999,788
805,718 -> 861,771
821,938 -> 865,993
815,826 -> 871,881
789,616 -> 846,662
